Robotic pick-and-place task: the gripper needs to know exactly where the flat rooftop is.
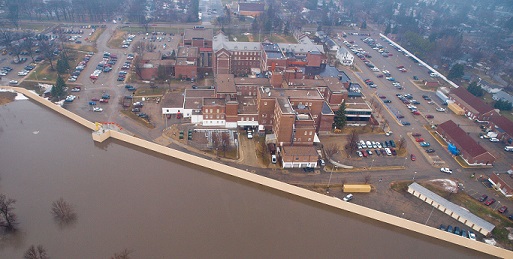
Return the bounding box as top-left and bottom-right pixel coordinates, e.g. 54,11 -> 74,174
183,28 -> 213,41
260,87 -> 323,100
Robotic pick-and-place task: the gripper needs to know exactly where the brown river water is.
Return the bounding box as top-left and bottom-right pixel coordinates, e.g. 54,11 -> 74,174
0,100 -> 491,258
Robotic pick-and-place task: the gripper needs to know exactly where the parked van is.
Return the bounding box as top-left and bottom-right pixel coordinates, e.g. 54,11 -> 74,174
505,146 -> 513,152
271,154 -> 277,164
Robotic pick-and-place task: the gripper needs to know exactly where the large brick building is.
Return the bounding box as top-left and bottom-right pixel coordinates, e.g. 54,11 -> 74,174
449,87 -> 496,121
183,28 -> 213,76
436,120 -> 495,166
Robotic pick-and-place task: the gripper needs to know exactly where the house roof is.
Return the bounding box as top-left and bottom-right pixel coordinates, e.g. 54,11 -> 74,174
437,120 -> 490,158
238,2 -> 265,12
493,91 -> 513,103
234,77 -> 271,86
450,87 -> 494,115
491,115 -> 513,138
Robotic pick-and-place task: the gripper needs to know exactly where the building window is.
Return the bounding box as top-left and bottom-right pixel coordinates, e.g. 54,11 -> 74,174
216,109 -> 219,113
216,115 -> 219,119
264,102 -> 267,105
304,131 -> 307,135
309,131 -> 312,135
308,138 -> 311,142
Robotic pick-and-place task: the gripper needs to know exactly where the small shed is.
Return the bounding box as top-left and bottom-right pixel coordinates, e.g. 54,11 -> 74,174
343,184 -> 372,193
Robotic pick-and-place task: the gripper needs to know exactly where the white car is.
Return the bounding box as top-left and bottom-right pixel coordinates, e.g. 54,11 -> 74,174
440,168 -> 453,174
93,107 -> 103,112
436,107 -> 446,112
357,151 -> 363,157
9,80 -> 18,85
490,138 -> 500,142
343,194 -> 354,202
468,231 -> 476,241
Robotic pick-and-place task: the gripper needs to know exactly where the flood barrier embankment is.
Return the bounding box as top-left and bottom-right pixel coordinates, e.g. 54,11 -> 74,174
5,86 -> 512,258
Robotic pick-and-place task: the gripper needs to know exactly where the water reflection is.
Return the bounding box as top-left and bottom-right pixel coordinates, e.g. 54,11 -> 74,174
0,100 -> 492,258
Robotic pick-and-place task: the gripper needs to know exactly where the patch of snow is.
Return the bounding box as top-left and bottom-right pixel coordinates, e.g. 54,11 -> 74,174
506,227 -> 513,241
33,131 -> 39,135
429,179 -> 458,193
483,238 -> 497,246
15,92 -> 28,100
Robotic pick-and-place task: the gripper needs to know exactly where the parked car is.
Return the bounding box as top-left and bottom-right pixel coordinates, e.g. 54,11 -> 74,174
410,154 -> 416,161
478,194 -> 488,202
420,142 -> 430,147
384,100 -> 392,103
426,115 -> 434,119
468,231 -> 476,241
438,224 -> 446,231
440,168 -> 453,174
342,194 -> 353,202
131,108 -> 140,112
415,138 -> 425,142
436,107 -> 446,112
453,227 -> 461,235
498,206 -> 508,214
485,198 -> 496,206
425,149 -> 435,153
93,107 -> 103,112
401,121 -> 411,126
446,225 -> 453,233
412,133 -> 422,137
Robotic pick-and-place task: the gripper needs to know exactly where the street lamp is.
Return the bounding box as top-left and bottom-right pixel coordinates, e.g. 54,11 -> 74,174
327,165 -> 336,194
370,159 -> 375,170
413,171 -> 417,181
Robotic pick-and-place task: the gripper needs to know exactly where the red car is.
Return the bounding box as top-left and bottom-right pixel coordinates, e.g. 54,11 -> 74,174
410,154 -> 416,161
498,206 -> 508,214
412,111 -> 421,115
485,198 -> 496,206
416,138 -> 425,142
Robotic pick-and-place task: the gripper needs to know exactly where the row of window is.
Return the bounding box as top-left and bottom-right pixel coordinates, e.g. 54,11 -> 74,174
205,109 -> 221,114
204,114 -> 224,119
234,51 -> 259,55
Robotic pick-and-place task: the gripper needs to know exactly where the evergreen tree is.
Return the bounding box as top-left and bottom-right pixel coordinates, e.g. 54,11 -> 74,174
361,20 -> 367,29
447,64 -> 464,80
332,102 -> 347,129
51,76 -> 66,100
494,99 -> 513,111
56,59 -> 67,74
467,81 -> 484,97
384,24 -> 391,34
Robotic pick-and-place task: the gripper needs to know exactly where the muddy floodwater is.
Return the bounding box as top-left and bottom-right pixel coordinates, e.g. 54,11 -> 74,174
0,100 -> 491,258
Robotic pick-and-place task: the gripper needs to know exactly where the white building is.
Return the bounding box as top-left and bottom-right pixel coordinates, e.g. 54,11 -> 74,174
336,47 -> 354,66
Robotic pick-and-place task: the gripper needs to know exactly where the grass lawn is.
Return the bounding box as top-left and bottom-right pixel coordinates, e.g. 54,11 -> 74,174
119,26 -> 181,35
65,44 -> 96,53
89,27 -> 105,42
267,34 -> 297,43
135,87 -> 167,96
107,29 -> 127,49
26,62 -> 58,83
231,34 -> 249,42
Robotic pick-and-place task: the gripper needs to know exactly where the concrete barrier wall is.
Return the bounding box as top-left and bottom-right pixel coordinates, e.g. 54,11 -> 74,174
4,87 -> 512,258
107,130 -> 511,258
1,86 -> 96,131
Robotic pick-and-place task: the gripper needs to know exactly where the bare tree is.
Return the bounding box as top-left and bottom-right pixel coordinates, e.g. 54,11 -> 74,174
324,143 -> 339,159
38,39 -> 56,71
221,132 -> 230,157
364,175 -> 371,184
0,193 -> 17,232
397,136 -> 407,151
211,132 -> 221,156
133,55 -> 144,80
51,198 -> 76,224
132,41 -> 145,56
346,130 -> 359,155
381,119 -> 389,131
111,249 -> 132,259
24,245 -> 49,259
